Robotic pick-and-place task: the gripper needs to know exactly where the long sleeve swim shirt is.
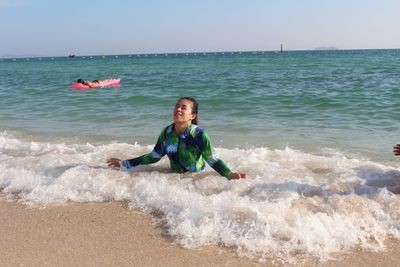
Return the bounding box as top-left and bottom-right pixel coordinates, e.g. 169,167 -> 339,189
121,123 -> 233,179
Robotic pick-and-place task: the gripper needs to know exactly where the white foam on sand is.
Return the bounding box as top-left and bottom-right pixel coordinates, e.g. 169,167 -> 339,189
1,133 -> 400,262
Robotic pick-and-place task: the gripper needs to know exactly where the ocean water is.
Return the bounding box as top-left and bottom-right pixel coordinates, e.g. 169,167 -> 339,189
1,50 -> 400,262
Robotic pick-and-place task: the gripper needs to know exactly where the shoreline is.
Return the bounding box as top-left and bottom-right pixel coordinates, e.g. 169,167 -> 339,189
0,200 -> 266,267
1,200 -> 400,267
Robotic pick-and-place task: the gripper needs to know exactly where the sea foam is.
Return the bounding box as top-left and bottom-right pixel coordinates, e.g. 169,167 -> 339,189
1,133 -> 400,262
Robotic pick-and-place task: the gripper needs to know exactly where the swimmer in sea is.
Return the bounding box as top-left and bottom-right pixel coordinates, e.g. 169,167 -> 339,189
77,79 -> 101,88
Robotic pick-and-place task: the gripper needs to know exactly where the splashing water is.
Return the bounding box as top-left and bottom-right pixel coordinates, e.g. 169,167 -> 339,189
1,133 -> 400,262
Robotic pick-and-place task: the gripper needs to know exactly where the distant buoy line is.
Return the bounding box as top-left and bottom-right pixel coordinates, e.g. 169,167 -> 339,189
0,50 -> 288,62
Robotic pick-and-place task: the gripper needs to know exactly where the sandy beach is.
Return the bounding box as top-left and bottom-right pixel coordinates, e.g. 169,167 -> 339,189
1,199 -> 400,267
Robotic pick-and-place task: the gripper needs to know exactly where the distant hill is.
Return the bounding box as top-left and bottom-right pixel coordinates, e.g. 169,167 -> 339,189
314,46 -> 338,51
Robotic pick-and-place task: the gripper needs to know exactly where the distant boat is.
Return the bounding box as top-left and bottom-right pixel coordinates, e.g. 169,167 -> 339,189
68,54 -> 75,58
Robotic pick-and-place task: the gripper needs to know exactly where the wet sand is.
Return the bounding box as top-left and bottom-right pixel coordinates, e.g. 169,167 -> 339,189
1,200 -> 399,267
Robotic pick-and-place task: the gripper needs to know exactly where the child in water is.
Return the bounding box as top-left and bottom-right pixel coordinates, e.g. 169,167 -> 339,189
107,97 -> 246,180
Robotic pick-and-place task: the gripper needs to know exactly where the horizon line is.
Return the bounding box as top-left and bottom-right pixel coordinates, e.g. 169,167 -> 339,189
1,47 -> 400,60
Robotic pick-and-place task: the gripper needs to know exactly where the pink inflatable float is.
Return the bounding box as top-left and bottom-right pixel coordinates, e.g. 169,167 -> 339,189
70,78 -> 121,90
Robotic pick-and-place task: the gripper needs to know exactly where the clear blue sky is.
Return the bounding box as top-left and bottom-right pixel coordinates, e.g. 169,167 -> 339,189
1,0 -> 399,57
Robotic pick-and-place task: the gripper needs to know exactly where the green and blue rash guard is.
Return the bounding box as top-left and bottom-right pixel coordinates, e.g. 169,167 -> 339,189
121,123 -> 233,180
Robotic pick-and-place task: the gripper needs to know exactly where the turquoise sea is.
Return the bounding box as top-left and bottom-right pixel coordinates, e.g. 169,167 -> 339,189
1,50 -> 400,262
1,50 -> 399,159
